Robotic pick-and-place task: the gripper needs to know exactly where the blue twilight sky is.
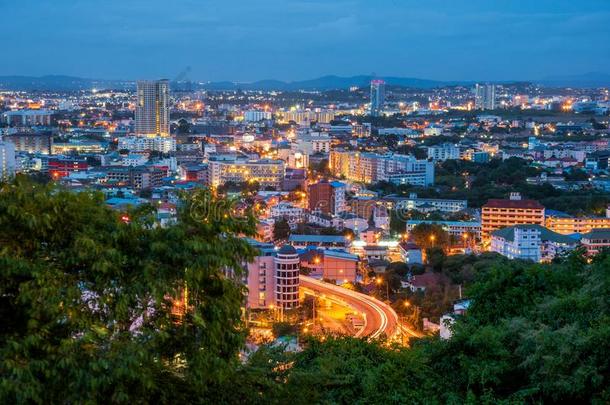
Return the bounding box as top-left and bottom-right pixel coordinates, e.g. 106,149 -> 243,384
1,0 -> 609,82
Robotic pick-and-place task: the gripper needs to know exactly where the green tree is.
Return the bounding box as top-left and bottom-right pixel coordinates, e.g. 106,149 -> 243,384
272,322 -> 297,338
177,118 -> 192,134
410,223 -> 450,251
386,261 -> 409,277
426,250 -> 610,403
273,217 -> 291,240
0,177 -> 257,403
563,168 -> 589,181
281,337 -> 435,404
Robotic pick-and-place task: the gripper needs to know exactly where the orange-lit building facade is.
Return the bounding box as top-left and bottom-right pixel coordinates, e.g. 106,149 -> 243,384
308,180 -> 346,215
246,243 -> 301,310
546,215 -> 610,235
300,249 -> 359,284
481,193 -> 545,242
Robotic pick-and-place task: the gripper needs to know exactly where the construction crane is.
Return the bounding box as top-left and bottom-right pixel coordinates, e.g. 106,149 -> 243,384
173,66 -> 193,92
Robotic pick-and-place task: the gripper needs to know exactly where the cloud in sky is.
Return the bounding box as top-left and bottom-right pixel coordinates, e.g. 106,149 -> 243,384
1,0 -> 609,81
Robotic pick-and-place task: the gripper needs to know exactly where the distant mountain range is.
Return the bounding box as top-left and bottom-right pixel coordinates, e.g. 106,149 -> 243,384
538,72 -> 610,88
0,73 -> 608,91
0,74 -> 454,91
201,75 -> 463,90
0,75 -> 134,91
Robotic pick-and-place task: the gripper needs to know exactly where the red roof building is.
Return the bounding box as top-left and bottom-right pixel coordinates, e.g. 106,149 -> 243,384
482,193 -> 545,243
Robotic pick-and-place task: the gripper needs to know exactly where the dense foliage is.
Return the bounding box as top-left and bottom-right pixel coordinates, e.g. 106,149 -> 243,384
0,178 -> 257,403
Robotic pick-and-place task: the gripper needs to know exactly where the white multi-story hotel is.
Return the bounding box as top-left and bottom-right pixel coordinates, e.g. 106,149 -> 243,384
118,136 -> 176,153
243,110 -> 272,122
135,80 -> 170,137
491,225 -> 542,261
427,143 -> 460,161
490,224 -> 577,262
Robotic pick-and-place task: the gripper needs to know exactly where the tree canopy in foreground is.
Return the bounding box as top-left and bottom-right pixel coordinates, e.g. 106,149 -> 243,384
0,177 -> 257,403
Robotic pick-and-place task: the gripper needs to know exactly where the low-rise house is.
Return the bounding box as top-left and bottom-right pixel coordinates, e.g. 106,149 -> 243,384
256,219 -> 275,242
580,229 -> 610,256
398,241 -> 423,265
270,202 -> 304,230
307,211 -> 334,228
337,212 -> 368,233
440,300 -> 471,340
362,245 -> 389,262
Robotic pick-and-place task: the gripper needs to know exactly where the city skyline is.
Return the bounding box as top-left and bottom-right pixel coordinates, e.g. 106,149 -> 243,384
2,0 -> 610,403
2,0 -> 610,82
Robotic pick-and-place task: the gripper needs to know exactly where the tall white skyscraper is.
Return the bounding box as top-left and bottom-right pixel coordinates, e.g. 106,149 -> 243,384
370,79 -> 386,117
135,80 -> 170,137
0,140 -> 16,179
475,83 -> 496,110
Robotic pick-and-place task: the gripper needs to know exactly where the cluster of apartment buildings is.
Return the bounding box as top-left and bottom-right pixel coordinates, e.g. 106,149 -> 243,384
329,150 -> 434,186
481,192 -> 610,260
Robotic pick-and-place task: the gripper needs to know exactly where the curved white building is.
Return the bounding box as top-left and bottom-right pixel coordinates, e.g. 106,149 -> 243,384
274,245 -> 300,309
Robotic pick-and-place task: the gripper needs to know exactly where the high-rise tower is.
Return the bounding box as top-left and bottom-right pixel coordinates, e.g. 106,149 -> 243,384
474,83 -> 496,110
370,79 -> 386,117
135,80 -> 170,137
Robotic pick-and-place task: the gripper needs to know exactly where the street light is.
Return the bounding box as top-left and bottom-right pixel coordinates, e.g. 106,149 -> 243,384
376,276 -> 389,301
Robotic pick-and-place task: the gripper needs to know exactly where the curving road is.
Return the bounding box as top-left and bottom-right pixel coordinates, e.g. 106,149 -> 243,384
301,275 -> 405,340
